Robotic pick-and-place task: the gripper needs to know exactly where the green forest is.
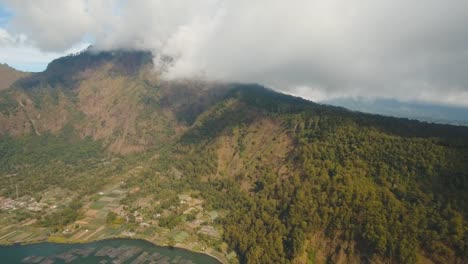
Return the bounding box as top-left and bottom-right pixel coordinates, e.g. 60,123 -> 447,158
170,87 -> 468,263
0,51 -> 466,264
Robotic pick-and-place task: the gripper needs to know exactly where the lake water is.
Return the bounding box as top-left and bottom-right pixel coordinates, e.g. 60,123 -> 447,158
0,238 -> 221,264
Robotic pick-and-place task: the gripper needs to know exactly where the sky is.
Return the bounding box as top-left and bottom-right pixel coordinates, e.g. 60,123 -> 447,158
1,0 -> 468,107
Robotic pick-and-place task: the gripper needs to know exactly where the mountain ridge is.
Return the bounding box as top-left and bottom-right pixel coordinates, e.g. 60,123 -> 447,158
0,63 -> 30,91
0,50 -> 467,264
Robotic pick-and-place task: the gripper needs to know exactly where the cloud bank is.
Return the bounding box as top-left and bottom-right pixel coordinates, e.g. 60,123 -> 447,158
0,27 -> 89,71
2,0 -> 468,106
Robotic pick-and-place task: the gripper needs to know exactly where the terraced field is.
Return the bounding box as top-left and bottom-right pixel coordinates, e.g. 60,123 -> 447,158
0,174 -> 231,263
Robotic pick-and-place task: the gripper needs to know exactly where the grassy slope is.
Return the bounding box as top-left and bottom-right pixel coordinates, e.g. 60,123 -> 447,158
0,64 -> 29,91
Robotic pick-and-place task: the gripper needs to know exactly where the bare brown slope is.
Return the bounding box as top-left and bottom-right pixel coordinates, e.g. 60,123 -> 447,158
0,64 -> 180,154
0,62 -> 225,154
0,64 -> 29,91
0,50 -> 184,154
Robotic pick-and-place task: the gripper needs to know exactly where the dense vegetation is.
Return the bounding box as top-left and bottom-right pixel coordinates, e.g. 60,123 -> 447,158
0,128 -> 108,197
225,122 -> 466,263
40,200 -> 83,229
0,51 -> 466,263
170,87 -> 468,263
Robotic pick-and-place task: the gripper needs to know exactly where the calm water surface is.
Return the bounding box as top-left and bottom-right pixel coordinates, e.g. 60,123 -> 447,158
0,238 -> 221,264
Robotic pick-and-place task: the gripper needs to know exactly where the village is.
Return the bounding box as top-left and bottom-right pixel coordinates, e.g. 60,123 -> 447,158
0,179 -> 235,264
63,183 -> 229,261
0,187 -> 73,213
0,196 -> 46,212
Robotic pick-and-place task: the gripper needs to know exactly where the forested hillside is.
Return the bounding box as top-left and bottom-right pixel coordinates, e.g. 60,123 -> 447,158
173,86 -> 468,263
0,50 -> 466,264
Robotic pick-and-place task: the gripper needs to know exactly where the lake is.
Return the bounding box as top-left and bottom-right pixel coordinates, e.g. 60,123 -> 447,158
0,238 -> 221,264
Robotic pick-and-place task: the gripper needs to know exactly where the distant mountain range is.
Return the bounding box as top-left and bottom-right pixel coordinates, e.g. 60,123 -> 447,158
322,97 -> 468,126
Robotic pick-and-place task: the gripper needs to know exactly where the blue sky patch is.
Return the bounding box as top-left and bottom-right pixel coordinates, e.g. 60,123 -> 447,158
0,4 -> 12,27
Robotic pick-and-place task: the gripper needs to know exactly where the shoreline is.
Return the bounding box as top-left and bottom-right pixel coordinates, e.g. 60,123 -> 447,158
0,236 -> 228,264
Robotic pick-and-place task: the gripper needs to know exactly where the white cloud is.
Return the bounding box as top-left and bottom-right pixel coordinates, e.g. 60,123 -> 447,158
1,0 -> 116,51
0,28 -> 89,72
2,0 -> 468,106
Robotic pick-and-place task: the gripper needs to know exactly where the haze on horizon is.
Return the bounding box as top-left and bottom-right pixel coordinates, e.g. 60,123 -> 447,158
1,0 -> 468,107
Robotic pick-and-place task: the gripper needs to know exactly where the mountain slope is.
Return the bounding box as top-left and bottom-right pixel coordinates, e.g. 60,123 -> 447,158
0,63 -> 29,91
0,50 -> 467,264
176,86 -> 468,263
0,50 -> 179,153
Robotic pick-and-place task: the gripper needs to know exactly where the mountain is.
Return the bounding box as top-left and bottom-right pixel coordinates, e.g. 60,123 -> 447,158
0,63 -> 29,91
0,50 -> 467,264
323,97 -> 468,126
